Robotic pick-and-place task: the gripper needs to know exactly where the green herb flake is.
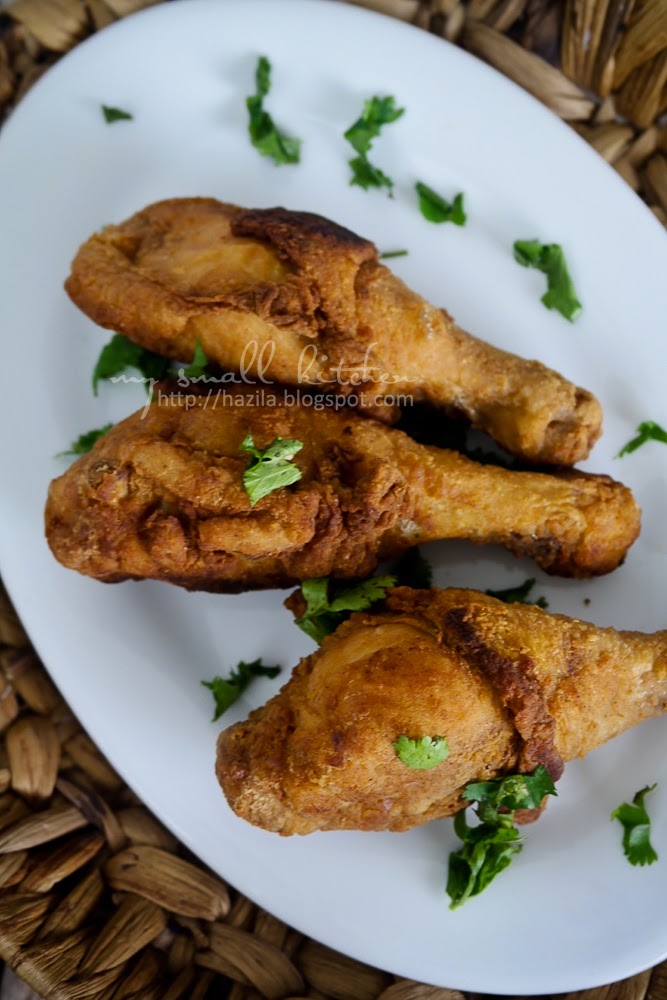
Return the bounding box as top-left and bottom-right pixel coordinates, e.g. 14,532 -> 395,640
394,734 -> 449,770
379,249 -> 409,259
349,155 -> 394,193
513,239 -> 582,322
101,105 -> 133,124
246,56 -> 301,166
182,339 -> 209,380
92,333 -> 169,395
611,784 -> 658,867
295,574 -> 396,644
617,421 -> 667,457
240,432 -> 303,507
392,547 -> 433,590
344,95 -> 404,155
447,765 -> 557,909
416,183 -> 466,226
58,424 -> 113,458
462,767 -> 556,820
202,659 -> 281,721
485,578 -> 548,610
344,95 -> 404,193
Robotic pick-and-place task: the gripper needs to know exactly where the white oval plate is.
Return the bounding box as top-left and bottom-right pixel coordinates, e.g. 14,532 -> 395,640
1,0 -> 667,992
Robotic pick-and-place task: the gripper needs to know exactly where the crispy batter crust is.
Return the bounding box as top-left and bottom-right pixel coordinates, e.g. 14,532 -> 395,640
65,197 -> 602,464
45,389 -> 639,591
445,606 -> 564,781
216,587 -> 667,835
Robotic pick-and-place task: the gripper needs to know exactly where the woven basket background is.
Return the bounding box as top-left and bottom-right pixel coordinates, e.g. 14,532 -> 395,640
0,0 -> 666,996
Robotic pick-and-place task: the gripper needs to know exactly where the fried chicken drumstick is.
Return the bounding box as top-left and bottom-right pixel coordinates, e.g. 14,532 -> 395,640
217,587 -> 667,835
65,197 -> 601,465
45,390 -> 638,590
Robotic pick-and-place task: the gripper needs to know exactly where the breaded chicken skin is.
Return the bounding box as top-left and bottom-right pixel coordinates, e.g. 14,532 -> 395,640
45,389 -> 638,591
65,198 -> 602,465
217,587 -> 667,835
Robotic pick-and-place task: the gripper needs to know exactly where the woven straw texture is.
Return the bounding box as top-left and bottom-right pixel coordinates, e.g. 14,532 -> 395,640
0,0 -> 666,996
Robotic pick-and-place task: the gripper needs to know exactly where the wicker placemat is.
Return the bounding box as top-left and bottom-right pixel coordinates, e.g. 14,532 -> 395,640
1,1 -> 666,996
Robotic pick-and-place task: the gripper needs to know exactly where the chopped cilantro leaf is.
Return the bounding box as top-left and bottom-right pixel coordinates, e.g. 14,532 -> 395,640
462,767 -> 556,822
611,784 -> 658,867
92,333 -> 170,395
349,155 -> 394,192
326,576 -> 395,613
618,421 -> 667,457
240,432 -> 303,506
447,765 -> 557,908
416,183 -> 466,226
295,574 -> 396,644
58,424 -> 113,458
392,547 -> 432,590
202,659 -> 281,721
101,105 -> 133,123
182,339 -> 209,380
485,578 -> 548,610
246,56 -> 301,165
447,810 -> 521,909
379,249 -> 409,259
344,95 -> 404,156
344,95 -> 404,193
513,239 -> 582,322
394,735 -> 449,770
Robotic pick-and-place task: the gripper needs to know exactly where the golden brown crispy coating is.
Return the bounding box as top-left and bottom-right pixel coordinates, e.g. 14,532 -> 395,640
216,587 -> 667,835
65,197 -> 602,465
45,390 -> 638,591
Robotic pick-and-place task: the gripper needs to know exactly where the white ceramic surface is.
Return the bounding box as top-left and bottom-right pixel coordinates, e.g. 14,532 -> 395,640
1,0 -> 667,991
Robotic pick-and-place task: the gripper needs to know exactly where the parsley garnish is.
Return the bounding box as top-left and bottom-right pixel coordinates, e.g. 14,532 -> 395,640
182,339 -> 209,380
447,766 -> 557,909
295,575 -> 396,644
611,784 -> 658,867
101,105 -> 133,124
415,183 -> 466,226
485,578 -> 548,609
344,95 -> 404,193
392,547 -> 432,590
202,659 -> 281,721
379,249 -> 409,259
92,333 -> 169,395
348,157 -> 394,192
513,239 -> 582,322
617,421 -> 667,457
58,424 -> 113,458
345,95 -> 404,155
246,56 -> 301,165
394,735 -> 449,770
240,432 -> 303,507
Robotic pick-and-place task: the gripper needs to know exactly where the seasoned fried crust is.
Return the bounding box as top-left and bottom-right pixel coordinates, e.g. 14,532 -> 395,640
216,587 -> 667,835
65,197 -> 602,464
45,389 -> 638,591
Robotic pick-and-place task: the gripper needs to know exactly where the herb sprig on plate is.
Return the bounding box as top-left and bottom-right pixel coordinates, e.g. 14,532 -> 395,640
416,182 -> 466,225
246,56 -> 302,165
612,784 -> 658,867
513,239 -> 582,322
618,421 -> 667,457
294,575 -> 396,644
92,333 -> 170,395
58,424 -> 113,458
447,766 -> 557,908
202,659 -> 281,721
344,95 -> 404,193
